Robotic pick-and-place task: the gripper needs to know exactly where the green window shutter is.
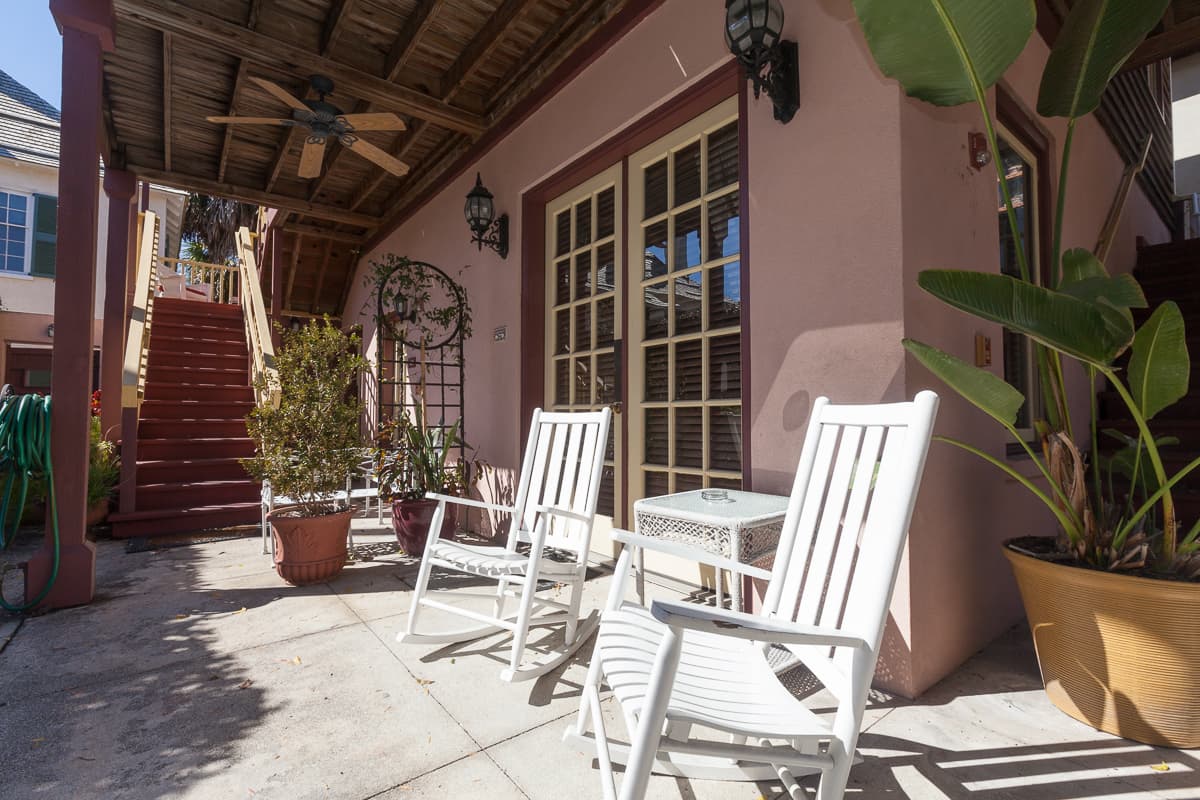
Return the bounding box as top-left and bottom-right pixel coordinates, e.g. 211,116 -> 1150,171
30,194 -> 57,277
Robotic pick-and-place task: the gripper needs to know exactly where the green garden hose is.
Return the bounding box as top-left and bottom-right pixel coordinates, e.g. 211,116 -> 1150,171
0,393 -> 59,612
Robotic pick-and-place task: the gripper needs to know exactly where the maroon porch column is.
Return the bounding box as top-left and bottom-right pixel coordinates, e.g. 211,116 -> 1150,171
25,0 -> 115,609
100,169 -> 136,441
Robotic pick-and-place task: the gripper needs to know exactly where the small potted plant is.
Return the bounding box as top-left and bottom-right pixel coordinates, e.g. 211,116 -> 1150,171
86,414 -> 119,527
243,320 -> 367,585
375,403 -> 479,556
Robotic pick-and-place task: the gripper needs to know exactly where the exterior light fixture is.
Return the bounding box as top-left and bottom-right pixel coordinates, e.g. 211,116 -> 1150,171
724,0 -> 799,124
46,323 -> 54,338
464,173 -> 508,259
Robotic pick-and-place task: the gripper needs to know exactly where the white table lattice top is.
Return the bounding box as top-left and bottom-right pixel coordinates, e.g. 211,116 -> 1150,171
633,489 -> 789,528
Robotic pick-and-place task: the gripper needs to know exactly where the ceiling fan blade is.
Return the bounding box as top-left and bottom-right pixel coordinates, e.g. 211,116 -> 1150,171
343,136 -> 410,177
298,138 -> 327,179
339,112 -> 406,131
249,76 -> 310,112
206,116 -> 291,125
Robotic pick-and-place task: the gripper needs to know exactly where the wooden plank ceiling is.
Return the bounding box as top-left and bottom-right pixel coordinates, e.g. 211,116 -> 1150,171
103,0 -> 636,317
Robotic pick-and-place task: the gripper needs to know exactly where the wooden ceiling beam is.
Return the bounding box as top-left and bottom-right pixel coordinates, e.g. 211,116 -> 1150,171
441,0 -> 534,102
1123,17 -> 1200,72
487,0 -> 597,109
285,232 -> 302,310
162,31 -> 173,171
380,131 -> 470,213
279,221 -> 366,243
114,0 -> 485,135
133,166 -> 381,228
217,60 -> 249,183
246,0 -> 264,29
311,238 -> 335,313
384,0 -> 446,82
321,0 -> 359,56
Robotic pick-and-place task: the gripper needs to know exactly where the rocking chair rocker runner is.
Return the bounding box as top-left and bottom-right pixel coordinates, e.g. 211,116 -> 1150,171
398,408 -> 613,682
565,392 -> 939,800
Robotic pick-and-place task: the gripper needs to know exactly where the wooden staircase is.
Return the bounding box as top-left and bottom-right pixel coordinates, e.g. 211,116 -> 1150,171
1098,238 -> 1200,528
109,297 -> 260,538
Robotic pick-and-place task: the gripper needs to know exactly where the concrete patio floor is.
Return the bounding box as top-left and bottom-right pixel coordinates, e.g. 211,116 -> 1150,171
1,514 -> 1197,800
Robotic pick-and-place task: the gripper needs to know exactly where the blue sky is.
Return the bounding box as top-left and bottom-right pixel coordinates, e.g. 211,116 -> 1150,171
1,4 -> 63,110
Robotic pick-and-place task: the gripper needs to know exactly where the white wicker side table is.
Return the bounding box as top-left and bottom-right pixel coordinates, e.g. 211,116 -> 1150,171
633,489 -> 789,612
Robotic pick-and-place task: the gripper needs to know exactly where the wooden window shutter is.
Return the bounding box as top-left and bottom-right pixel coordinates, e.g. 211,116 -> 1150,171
30,194 -> 57,277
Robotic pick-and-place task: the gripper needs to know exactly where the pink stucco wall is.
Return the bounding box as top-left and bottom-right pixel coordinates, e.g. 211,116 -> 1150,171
348,0 -> 1170,697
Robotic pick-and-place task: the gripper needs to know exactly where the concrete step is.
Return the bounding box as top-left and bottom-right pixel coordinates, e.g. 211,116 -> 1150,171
139,399 -> 255,421
143,384 -> 254,403
139,418 -> 248,439
137,436 -> 255,461
133,479 -> 260,512
109,501 -> 261,539
147,350 -> 247,371
136,456 -> 251,485
145,364 -> 249,387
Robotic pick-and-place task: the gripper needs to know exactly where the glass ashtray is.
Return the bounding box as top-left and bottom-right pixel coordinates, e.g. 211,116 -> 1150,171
701,488 -> 733,504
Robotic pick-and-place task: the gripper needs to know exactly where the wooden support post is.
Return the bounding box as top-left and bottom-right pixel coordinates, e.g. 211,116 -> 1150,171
27,0 -> 115,609
100,168 -> 136,442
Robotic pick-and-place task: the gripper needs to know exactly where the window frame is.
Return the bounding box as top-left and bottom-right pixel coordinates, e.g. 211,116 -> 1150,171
996,87 -> 1055,453
0,188 -> 34,276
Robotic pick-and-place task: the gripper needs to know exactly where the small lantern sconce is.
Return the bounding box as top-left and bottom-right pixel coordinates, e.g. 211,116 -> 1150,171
724,0 -> 799,123
464,173 -> 509,259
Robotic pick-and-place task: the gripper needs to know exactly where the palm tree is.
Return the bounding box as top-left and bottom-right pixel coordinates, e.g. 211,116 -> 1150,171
179,194 -> 257,263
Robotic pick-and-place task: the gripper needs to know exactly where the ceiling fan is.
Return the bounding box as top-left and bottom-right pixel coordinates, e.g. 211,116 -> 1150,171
206,75 -> 411,179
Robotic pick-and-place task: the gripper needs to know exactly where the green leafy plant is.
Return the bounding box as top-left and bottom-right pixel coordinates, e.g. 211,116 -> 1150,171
87,416 -> 119,509
364,253 -> 473,359
852,0 -> 1199,575
243,319 -> 368,516
374,402 -> 481,502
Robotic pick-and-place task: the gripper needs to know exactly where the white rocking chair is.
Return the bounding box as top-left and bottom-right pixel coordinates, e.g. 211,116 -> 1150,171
398,407 -> 613,682
565,392 -> 938,800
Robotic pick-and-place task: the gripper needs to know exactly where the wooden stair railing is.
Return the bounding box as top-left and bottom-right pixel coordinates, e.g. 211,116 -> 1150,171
159,257 -> 240,304
236,225 -> 280,409
118,210 -> 161,513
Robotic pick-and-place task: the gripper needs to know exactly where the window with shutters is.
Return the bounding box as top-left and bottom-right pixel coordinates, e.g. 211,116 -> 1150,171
30,194 -> 57,278
0,190 -> 31,274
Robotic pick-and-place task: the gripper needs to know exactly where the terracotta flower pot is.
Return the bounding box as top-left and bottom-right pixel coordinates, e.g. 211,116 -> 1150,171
86,499 -> 109,527
267,506 -> 353,586
391,498 -> 457,557
1004,541 -> 1200,748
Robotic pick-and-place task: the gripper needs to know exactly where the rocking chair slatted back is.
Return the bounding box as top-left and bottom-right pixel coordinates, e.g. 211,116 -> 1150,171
763,392 -> 938,671
511,409 -> 612,557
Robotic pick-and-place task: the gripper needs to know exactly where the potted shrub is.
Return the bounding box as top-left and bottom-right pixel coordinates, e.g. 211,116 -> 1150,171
851,0 -> 1200,746
375,403 -> 479,556
243,320 -> 367,585
86,414 -> 119,527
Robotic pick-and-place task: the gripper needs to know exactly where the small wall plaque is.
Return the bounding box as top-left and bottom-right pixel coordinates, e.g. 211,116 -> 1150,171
494,326 -> 507,342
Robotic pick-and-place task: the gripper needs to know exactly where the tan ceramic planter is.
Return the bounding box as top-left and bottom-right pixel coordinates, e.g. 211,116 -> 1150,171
1004,543 -> 1200,748
267,507 -> 352,586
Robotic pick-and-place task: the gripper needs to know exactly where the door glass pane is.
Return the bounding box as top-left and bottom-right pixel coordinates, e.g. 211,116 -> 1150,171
674,407 -> 703,468
575,251 -> 591,300
644,160 -> 668,219
645,408 -> 669,465
708,262 -> 740,329
575,304 -> 591,352
709,406 -> 742,472
673,207 -> 702,271
643,221 -> 668,278
598,466 -> 615,517
555,360 -> 569,405
555,210 -> 571,256
555,309 -> 569,354
574,357 -> 590,404
707,122 -> 738,191
555,260 -> 570,305
596,243 -> 615,294
707,192 -> 740,260
575,198 -> 592,247
675,473 -> 703,492
708,334 -> 740,400
645,470 -> 670,498
644,285 -> 668,340
674,339 -> 702,400
674,141 -> 702,206
596,352 -> 616,404
597,187 -> 615,239
673,271 -> 702,335
596,296 -> 615,347
644,344 -> 668,402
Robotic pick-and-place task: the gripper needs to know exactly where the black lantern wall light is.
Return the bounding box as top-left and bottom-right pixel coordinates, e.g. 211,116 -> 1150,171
724,0 -> 799,123
464,173 -> 509,259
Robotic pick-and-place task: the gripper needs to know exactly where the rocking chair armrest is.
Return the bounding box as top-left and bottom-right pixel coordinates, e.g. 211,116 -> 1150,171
611,529 -> 773,581
423,493 -> 517,515
533,504 -> 593,525
649,600 -> 870,650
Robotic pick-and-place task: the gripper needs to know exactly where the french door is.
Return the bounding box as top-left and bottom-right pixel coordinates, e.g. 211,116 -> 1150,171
544,97 -> 742,556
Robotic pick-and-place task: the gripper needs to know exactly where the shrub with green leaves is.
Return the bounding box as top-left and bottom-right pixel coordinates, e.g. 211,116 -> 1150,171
243,320 -> 368,516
